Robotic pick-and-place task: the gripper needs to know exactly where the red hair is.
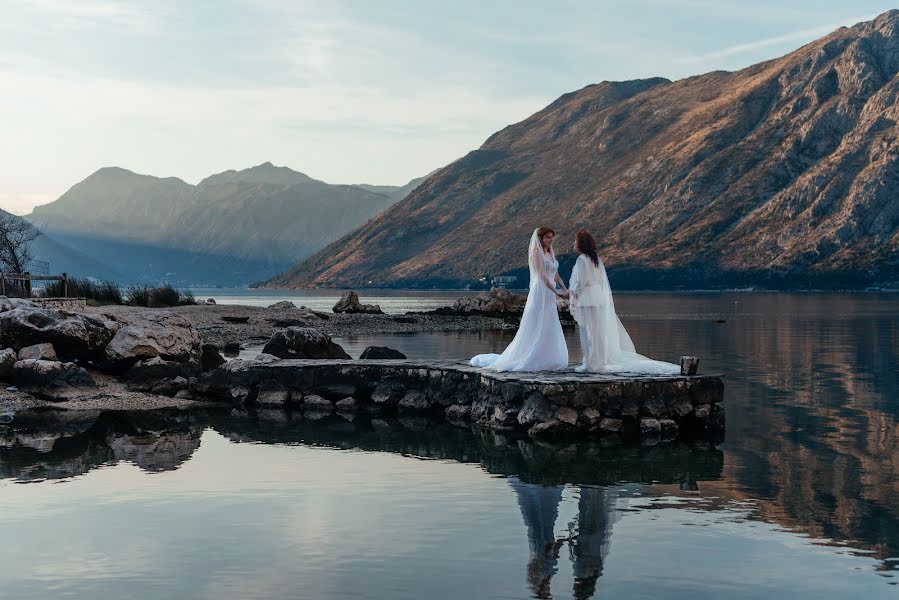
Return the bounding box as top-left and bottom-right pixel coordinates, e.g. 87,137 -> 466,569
536,227 -> 555,250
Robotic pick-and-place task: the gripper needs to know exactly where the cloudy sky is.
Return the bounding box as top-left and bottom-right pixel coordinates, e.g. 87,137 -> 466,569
0,0 -> 893,213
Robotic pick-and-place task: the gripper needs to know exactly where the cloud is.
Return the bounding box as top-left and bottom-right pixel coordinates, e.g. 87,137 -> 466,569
677,14 -> 877,63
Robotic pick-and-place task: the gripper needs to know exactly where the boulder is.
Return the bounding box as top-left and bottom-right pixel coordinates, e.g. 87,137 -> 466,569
452,288 -> 527,316
359,346 -> 407,360
0,307 -> 117,362
256,382 -> 292,406
303,394 -> 335,412
0,348 -> 17,379
11,359 -> 95,388
517,392 -> 553,427
104,311 -> 202,371
205,298 -> 216,305
332,291 -> 383,314
335,397 -> 358,412
122,357 -> 196,391
267,301 -> 297,310
0,296 -> 37,312
445,403 -> 471,422
398,390 -> 432,413
200,344 -> 226,371
598,418 -> 623,436
18,343 -> 58,361
261,327 -> 350,359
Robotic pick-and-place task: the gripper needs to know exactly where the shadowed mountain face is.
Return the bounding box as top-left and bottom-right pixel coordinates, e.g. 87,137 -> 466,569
28,163 -> 423,285
269,11 -> 899,290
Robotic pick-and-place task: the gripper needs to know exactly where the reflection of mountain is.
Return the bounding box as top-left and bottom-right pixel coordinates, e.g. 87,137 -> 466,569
613,294 -> 899,566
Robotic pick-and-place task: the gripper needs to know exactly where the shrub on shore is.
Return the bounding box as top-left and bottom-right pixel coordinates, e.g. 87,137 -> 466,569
126,283 -> 195,307
39,278 -> 123,305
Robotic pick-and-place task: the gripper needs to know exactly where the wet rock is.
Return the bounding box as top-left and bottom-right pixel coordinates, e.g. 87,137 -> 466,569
0,348 -> 18,378
528,420 -> 576,440
222,342 -> 240,355
267,301 -> 297,310
445,403 -> 471,422
489,406 -> 519,430
692,404 -> 711,421
690,379 -> 724,405
557,406 -> 578,425
598,418 -> 623,436
659,419 -> 679,439
335,397 -> 358,412
105,311 -> 202,371
398,390 -> 431,412
174,389 -> 193,399
122,357 -> 197,392
0,307 -> 117,361
518,392 -> 554,427
332,291 -> 383,314
371,383 -> 403,406
303,394 -> 334,412
11,359 -> 95,388
640,418 -> 662,437
18,343 -> 58,361
359,346 -> 407,360
253,353 -> 281,364
256,381 -> 291,406
200,344 -> 226,371
205,298 -> 216,305
579,407 -> 602,428
261,327 -> 350,359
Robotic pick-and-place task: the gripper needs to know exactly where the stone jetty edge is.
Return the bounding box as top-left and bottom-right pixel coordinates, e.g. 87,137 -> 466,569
190,358 -> 725,442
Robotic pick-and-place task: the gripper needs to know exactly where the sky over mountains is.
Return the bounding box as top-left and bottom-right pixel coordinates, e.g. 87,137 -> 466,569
2,1 -> 895,214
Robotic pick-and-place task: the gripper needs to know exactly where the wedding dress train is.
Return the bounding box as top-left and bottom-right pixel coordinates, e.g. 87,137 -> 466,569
569,254 -> 678,374
470,229 -> 568,372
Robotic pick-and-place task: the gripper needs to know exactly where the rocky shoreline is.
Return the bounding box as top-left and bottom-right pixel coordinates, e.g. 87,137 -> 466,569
0,291 -> 723,445
84,303 -> 514,350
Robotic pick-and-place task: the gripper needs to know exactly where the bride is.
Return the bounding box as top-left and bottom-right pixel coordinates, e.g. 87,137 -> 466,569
568,230 -> 678,374
470,227 -> 569,372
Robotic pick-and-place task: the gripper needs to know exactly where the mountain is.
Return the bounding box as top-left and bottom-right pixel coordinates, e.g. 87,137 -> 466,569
28,163 -> 421,285
354,174 -> 430,202
266,11 -> 899,290
0,210 -> 120,280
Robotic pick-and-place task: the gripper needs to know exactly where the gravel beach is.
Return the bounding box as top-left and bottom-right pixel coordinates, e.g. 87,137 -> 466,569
85,303 -> 513,349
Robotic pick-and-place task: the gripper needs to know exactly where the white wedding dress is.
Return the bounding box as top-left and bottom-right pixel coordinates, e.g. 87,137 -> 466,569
569,253 -> 678,374
470,229 -> 569,372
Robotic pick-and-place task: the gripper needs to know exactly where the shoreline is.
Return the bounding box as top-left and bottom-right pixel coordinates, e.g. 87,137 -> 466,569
83,303 -> 514,351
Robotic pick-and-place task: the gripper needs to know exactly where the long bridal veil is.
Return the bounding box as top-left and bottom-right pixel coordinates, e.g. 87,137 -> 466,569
569,255 -> 678,374
470,229 -> 568,372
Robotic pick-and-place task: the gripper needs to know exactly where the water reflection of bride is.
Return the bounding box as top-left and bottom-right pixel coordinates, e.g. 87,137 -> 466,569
509,478 -> 627,599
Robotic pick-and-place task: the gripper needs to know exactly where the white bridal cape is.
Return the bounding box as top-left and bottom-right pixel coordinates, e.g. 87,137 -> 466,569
469,229 -> 569,372
569,254 -> 678,374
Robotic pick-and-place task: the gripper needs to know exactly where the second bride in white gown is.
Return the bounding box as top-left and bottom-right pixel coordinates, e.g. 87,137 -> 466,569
568,230 -> 679,374
470,227 -> 569,372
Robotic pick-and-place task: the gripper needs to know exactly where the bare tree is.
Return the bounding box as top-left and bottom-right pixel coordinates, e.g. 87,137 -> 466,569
0,212 -> 41,274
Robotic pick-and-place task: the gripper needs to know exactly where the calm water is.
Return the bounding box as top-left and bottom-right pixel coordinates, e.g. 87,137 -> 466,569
2,292 -> 898,599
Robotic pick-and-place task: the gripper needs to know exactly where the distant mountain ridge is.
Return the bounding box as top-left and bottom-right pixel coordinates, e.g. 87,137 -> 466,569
266,11 -> 899,290
28,163 -> 425,284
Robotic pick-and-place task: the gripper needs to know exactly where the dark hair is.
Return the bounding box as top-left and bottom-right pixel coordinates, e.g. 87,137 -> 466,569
536,227 -> 555,250
575,230 -> 599,267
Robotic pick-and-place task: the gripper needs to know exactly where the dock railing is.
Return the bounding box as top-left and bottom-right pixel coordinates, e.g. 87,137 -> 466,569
0,272 -> 68,298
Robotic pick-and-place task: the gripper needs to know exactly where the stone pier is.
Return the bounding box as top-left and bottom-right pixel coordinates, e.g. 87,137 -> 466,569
191,359 -> 725,442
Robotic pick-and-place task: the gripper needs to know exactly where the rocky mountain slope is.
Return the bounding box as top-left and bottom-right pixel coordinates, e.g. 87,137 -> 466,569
268,11 -> 899,290
29,163 -> 423,284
